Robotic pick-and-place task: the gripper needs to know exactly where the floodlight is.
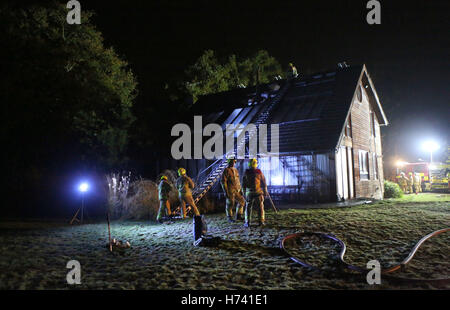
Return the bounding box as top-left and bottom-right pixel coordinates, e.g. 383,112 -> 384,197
422,141 -> 439,152
78,182 -> 89,192
396,160 -> 407,167
422,141 -> 440,163
70,181 -> 90,224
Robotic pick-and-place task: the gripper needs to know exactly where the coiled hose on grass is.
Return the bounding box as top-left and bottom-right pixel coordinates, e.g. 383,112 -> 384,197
280,228 -> 450,285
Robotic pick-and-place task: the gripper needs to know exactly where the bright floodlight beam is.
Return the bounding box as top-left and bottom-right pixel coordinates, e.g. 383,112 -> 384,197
78,182 -> 89,193
396,160 -> 407,167
422,141 -> 439,163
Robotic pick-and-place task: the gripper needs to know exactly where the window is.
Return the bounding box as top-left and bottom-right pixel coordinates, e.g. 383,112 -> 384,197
345,115 -> 352,137
370,110 -> 376,137
359,150 -> 369,180
373,153 -> 378,180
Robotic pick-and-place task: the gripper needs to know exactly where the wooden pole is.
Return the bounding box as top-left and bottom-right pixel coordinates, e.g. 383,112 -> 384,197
81,193 -> 84,224
267,193 -> 279,213
69,208 -> 80,225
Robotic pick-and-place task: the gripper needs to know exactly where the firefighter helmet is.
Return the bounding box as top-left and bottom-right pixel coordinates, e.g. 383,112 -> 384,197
160,175 -> 168,181
249,158 -> 258,168
178,167 -> 186,176
227,157 -> 237,165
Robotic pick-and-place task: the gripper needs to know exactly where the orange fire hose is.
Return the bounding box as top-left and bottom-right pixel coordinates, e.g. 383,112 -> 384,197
280,228 -> 450,285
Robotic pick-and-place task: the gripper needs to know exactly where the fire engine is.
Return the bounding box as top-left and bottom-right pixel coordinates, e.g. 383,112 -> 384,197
394,146 -> 450,192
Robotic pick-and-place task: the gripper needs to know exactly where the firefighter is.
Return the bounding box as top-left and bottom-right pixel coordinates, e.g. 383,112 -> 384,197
287,63 -> 298,79
157,175 -> 172,223
176,168 -> 200,218
421,175 -> 426,192
413,172 -> 421,194
242,158 -> 268,227
408,172 -> 414,194
398,172 -> 408,193
447,169 -> 450,191
220,158 -> 246,222
416,174 -> 422,193
395,174 -> 402,187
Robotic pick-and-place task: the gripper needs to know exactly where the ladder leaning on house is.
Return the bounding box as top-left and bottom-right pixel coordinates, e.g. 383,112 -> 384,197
191,80 -> 292,205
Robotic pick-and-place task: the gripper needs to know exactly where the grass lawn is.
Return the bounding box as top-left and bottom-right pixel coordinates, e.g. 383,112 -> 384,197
0,193 -> 448,290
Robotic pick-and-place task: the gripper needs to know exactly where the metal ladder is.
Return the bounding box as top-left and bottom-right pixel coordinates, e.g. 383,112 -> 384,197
192,80 -> 291,204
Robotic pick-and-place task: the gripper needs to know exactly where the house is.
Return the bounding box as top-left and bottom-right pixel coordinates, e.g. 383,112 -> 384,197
161,64 -> 388,202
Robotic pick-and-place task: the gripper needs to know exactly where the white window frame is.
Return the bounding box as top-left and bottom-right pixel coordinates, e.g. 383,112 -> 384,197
359,150 -> 369,180
370,109 -> 376,137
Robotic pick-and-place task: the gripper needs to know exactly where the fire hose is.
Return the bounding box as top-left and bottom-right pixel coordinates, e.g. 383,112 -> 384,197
280,228 -> 450,285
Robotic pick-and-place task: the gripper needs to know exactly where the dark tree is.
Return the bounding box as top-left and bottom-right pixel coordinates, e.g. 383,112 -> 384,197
0,1 -> 137,214
183,50 -> 283,102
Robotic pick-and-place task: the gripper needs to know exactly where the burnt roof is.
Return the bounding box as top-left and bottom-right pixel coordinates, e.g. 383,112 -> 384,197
194,64 -> 387,154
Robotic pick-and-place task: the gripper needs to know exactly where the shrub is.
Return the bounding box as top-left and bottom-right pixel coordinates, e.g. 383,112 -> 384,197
121,173 -> 180,220
106,172 -> 131,219
197,193 -> 221,214
384,180 -> 404,198
123,179 -> 159,220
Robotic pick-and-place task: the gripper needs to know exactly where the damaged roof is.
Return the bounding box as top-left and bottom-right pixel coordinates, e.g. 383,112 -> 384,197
194,64 -> 388,154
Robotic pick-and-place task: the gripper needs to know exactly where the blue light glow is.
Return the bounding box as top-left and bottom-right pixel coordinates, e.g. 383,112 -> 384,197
271,175 -> 283,186
78,182 -> 89,193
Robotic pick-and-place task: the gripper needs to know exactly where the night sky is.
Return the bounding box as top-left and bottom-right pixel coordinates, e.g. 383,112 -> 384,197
86,0 -> 449,164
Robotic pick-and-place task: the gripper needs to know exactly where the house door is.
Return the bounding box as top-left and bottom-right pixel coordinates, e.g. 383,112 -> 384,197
336,146 -> 355,200
346,147 -> 354,199
336,146 -> 349,200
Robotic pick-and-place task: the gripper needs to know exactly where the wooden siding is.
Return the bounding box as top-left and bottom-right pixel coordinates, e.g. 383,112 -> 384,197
348,83 -> 384,199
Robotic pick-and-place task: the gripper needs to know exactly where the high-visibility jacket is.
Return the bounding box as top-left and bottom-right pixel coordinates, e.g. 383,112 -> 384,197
158,179 -> 172,201
176,175 -> 195,196
221,167 -> 242,195
243,168 -> 268,198
397,175 -> 407,186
